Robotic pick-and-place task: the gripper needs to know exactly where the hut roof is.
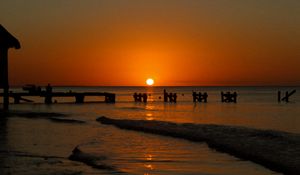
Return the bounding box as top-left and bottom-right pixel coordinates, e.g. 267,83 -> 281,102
0,25 -> 20,49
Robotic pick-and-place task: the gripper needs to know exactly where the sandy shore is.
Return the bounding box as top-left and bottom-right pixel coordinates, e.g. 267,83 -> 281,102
97,116 -> 300,175
0,111 -> 96,175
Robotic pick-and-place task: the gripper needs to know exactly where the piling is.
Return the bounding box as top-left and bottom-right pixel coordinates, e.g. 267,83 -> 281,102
221,91 -> 237,103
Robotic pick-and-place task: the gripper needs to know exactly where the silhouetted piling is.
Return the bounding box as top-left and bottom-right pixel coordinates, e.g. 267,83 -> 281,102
0,25 -> 20,111
105,93 -> 115,103
75,94 -> 84,103
278,90 -> 296,103
163,89 -> 177,103
193,92 -> 208,102
133,93 -> 148,103
45,84 -> 53,104
221,91 -> 237,103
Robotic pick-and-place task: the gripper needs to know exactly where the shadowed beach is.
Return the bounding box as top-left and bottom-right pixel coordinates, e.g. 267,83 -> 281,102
97,116 -> 300,175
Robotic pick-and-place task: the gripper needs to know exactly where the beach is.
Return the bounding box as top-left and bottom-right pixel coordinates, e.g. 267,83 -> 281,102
0,86 -> 299,174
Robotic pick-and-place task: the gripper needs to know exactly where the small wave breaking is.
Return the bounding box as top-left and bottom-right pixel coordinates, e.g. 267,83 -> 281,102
68,146 -> 122,173
97,116 -> 300,175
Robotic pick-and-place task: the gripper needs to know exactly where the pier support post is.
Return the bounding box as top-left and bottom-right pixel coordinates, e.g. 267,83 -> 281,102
278,90 -> 296,103
0,48 -> 9,110
105,94 -> 115,103
163,90 -> 177,103
193,92 -> 208,103
13,94 -> 20,104
45,95 -> 52,104
278,91 -> 281,102
133,93 -> 148,103
75,95 -> 84,103
0,25 -> 21,111
221,91 -> 237,103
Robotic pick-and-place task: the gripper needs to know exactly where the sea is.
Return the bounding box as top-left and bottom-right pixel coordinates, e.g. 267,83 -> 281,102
1,86 -> 299,175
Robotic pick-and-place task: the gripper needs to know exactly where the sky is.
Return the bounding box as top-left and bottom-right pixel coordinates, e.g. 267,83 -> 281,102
0,0 -> 299,86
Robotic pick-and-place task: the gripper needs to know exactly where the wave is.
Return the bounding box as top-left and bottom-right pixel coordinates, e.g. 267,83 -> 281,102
97,116 -> 300,175
49,117 -> 85,124
68,146 -> 123,173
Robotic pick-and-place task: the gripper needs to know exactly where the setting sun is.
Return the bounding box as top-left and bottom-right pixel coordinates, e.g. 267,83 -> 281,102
146,78 -> 154,86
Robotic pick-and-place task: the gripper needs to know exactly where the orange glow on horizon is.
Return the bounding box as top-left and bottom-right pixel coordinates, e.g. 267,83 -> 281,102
3,1 -> 300,86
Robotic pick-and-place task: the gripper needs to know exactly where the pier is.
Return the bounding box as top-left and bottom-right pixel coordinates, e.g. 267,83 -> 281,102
0,91 -> 116,104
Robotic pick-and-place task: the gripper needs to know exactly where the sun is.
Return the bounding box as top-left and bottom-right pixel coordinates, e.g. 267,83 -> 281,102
146,78 -> 154,86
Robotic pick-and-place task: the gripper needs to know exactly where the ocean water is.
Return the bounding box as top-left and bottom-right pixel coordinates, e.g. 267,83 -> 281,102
1,86 -> 299,174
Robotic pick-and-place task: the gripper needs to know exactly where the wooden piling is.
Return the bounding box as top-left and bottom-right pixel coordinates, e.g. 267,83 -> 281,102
278,91 -> 281,102
0,25 -> 21,111
163,90 -> 177,103
0,48 -> 9,110
193,92 -> 208,103
221,91 -> 237,103
279,90 -> 296,103
75,94 -> 84,103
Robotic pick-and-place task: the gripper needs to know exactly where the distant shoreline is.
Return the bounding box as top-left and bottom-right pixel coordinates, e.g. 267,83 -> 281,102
97,116 -> 300,175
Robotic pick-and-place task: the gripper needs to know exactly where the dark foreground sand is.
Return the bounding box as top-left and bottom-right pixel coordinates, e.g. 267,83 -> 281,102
97,116 -> 300,175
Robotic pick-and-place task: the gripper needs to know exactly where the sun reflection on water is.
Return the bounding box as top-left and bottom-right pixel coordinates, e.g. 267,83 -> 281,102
146,113 -> 154,120
145,154 -> 153,161
144,164 -> 154,170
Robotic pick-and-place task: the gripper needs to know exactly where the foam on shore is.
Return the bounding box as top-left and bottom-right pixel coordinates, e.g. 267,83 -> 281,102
97,116 -> 300,175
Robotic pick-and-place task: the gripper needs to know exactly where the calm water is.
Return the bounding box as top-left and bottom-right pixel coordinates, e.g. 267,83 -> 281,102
1,86 -> 299,174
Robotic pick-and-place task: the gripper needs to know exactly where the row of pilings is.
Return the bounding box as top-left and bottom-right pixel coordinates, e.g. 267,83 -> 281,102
133,89 -> 296,103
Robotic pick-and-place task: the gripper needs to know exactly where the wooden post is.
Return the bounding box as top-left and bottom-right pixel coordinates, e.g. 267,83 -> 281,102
0,25 -> 21,112
13,94 -> 21,104
221,91 -> 237,103
105,93 -> 115,103
278,90 -> 296,103
285,91 -> 289,102
45,95 -> 53,104
163,89 -> 168,102
0,48 -> 9,110
221,92 -> 224,102
278,91 -> 281,102
192,91 -> 197,102
75,95 -> 84,103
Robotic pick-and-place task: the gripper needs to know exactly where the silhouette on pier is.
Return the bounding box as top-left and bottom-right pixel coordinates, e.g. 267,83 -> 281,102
193,92 -> 208,103
221,91 -> 237,103
0,25 -> 20,111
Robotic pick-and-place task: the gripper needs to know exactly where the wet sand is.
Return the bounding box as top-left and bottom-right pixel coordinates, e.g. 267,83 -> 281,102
0,111 -> 105,175
97,116 -> 300,175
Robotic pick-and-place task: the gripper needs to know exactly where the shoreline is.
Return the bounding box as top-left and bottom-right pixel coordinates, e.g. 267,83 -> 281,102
97,116 -> 300,175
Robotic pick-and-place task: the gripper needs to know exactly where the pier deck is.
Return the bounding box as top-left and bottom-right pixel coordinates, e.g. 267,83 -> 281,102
0,92 -> 116,104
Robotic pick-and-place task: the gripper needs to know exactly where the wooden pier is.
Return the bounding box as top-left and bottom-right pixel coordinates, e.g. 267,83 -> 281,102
0,91 -> 116,104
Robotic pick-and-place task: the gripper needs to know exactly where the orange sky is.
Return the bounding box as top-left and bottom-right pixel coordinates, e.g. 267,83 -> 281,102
1,0 -> 300,86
